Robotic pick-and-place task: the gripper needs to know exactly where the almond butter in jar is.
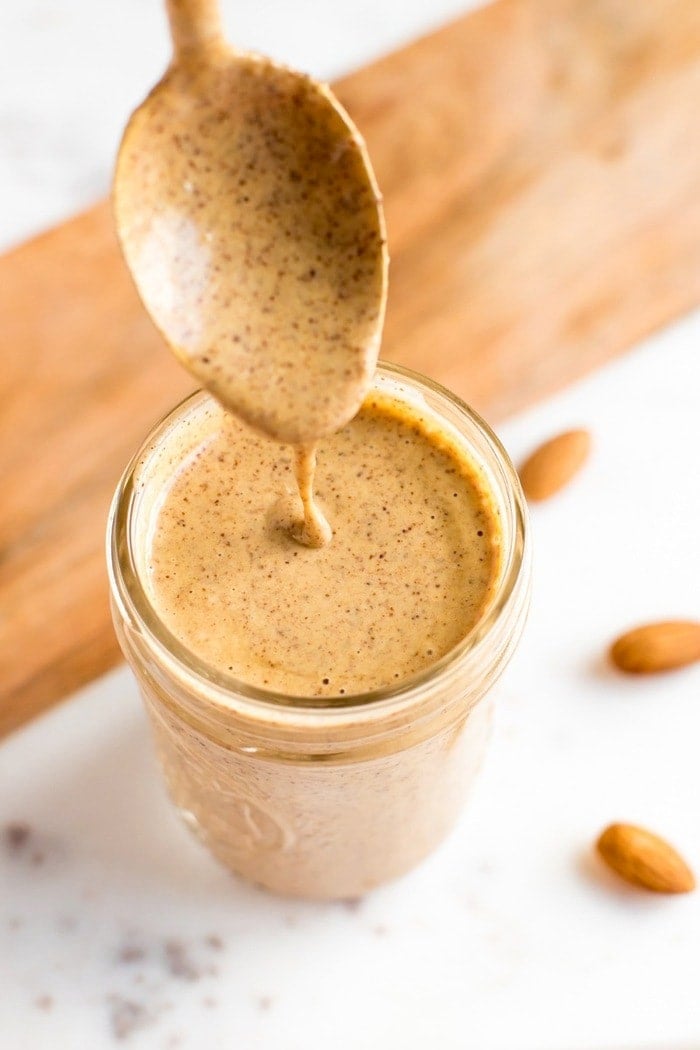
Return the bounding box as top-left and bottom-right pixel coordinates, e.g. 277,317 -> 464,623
107,363 -> 530,899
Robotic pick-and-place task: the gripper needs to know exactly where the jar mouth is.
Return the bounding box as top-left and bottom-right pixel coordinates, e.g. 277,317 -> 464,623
107,362 -> 529,722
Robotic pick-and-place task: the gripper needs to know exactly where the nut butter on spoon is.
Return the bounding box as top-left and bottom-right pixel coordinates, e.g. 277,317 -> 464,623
113,0 -> 388,452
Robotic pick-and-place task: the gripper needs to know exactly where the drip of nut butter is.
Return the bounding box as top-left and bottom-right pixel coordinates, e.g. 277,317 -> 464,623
113,0 -> 388,546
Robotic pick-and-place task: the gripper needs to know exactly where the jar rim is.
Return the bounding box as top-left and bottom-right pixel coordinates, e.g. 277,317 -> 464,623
106,362 -> 529,725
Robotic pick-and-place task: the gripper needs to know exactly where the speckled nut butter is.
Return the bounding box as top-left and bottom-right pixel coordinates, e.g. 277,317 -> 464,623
114,49 -> 387,447
108,366 -> 530,898
147,395 -> 498,696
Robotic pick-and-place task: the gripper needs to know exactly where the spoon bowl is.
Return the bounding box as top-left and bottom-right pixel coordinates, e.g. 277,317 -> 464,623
114,0 -> 388,445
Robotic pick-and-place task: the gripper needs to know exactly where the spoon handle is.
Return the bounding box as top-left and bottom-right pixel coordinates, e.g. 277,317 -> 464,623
166,0 -> 223,59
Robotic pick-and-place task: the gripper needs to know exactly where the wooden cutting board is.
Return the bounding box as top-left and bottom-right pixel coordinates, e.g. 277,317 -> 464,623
2,0 -> 700,738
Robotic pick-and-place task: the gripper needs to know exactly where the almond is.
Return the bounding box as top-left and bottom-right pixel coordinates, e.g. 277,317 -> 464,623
596,823 -> 695,894
610,620 -> 700,674
518,429 -> 591,501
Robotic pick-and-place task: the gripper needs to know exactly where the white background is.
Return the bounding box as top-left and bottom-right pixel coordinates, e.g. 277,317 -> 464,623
2,2 -> 700,1048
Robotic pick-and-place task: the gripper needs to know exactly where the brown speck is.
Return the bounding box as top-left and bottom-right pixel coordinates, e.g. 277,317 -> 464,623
4,823 -> 30,851
340,897 -> 363,913
117,944 -> 146,965
34,994 -> 53,1011
107,996 -> 152,1041
164,939 -> 208,981
257,995 -> 274,1011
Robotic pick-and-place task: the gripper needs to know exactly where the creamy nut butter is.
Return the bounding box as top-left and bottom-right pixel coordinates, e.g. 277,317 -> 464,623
110,1 -> 528,900
114,48 -> 387,448
146,392 -> 499,696
114,45 -> 388,546
108,367 -> 530,898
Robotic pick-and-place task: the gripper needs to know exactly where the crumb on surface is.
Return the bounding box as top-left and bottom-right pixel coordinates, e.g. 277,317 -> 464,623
3,822 -> 31,851
340,897 -> 363,913
107,995 -> 153,1041
164,939 -> 209,981
117,944 -> 147,965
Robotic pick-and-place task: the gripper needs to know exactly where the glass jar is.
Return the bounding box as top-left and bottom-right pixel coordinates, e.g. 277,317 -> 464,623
107,363 -> 530,899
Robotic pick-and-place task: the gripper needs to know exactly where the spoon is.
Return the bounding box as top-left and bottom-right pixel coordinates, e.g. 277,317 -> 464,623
113,0 -> 388,447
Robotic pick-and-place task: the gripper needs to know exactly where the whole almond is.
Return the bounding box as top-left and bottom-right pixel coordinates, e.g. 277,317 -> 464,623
519,429 -> 591,501
610,620 -> 700,674
596,823 -> 695,894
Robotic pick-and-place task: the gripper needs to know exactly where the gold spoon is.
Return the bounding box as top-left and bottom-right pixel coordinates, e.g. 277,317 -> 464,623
113,0 -> 388,447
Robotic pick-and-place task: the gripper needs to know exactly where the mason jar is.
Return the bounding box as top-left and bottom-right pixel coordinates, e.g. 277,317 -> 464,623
106,363 -> 530,899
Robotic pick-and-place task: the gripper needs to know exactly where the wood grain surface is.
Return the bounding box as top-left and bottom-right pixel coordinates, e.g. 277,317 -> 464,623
2,0 -> 700,737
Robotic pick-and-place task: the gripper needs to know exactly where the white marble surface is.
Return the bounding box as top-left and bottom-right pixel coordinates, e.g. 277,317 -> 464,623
3,2 -> 700,1048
